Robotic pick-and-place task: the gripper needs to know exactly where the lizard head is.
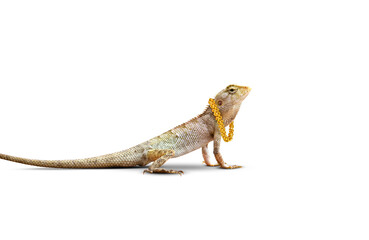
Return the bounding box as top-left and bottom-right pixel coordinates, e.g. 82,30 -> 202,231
214,85 -> 251,107
211,85 -> 251,124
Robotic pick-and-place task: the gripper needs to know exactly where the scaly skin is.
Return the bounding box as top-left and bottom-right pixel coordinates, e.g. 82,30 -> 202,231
0,85 -> 251,174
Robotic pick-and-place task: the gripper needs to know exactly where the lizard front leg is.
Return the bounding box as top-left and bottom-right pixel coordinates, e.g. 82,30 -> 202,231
143,149 -> 183,175
213,129 -> 242,169
202,144 -> 219,167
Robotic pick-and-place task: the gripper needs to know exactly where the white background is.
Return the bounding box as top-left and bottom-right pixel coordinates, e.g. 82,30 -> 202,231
0,1 -> 368,239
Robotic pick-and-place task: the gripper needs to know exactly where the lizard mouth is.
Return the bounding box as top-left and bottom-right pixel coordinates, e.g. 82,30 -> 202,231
244,86 -> 252,92
240,86 -> 251,100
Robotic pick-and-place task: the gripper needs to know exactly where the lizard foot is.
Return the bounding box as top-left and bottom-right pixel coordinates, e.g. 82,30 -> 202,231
220,164 -> 242,169
143,168 -> 184,175
202,161 -> 219,167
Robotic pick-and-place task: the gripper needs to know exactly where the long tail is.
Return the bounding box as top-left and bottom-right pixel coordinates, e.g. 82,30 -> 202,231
0,150 -> 139,168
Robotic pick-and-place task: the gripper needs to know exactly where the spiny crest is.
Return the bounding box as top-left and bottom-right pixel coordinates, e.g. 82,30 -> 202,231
173,105 -> 210,129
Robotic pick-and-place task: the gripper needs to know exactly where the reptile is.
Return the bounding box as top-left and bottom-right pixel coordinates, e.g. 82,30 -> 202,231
0,84 -> 251,174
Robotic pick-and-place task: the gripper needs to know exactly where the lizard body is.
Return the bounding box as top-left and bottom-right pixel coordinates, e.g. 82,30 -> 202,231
0,85 -> 251,174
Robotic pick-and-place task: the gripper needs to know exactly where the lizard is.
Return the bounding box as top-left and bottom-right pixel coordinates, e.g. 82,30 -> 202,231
0,84 -> 251,174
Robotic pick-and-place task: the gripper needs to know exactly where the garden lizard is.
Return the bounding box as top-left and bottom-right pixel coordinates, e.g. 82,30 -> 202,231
0,84 -> 251,174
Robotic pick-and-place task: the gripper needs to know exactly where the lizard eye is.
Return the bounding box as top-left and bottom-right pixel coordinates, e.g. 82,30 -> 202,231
228,88 -> 237,94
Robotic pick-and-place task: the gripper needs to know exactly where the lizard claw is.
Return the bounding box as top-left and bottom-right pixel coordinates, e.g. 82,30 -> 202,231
202,161 -> 220,167
220,164 -> 242,169
143,169 -> 184,175
143,169 -> 153,174
168,169 -> 184,175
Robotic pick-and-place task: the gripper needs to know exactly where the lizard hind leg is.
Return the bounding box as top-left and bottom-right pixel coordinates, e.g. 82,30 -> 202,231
143,149 -> 183,175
